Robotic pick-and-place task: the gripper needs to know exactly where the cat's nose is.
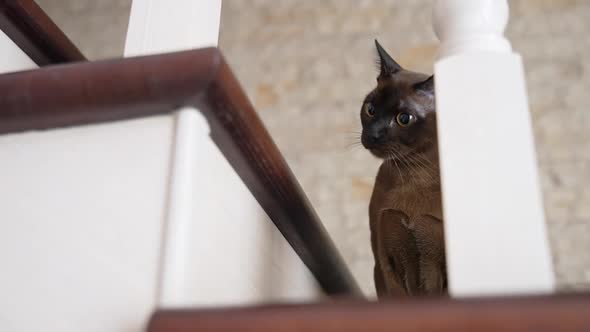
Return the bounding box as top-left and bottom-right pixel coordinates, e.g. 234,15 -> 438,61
369,128 -> 387,144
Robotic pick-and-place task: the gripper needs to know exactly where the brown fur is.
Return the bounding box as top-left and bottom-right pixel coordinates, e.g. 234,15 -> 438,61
363,41 -> 447,298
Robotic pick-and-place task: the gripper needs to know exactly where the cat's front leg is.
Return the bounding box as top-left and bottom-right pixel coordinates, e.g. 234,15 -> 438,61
373,263 -> 387,297
376,209 -> 420,297
411,214 -> 447,295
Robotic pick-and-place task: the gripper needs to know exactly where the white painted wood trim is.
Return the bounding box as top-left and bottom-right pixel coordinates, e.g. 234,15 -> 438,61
124,0 -> 221,56
0,30 -> 37,73
157,108 -> 210,306
433,0 -> 554,296
0,116 -> 175,332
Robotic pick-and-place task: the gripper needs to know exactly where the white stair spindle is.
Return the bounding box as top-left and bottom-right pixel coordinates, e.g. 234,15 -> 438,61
433,0 -> 554,296
124,0 -> 320,308
125,0 -> 223,308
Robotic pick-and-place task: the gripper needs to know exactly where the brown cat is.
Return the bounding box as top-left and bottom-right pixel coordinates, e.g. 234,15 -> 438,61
361,40 -> 447,297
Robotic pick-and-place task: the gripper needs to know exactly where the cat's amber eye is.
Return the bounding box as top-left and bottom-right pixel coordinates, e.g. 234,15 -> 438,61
396,112 -> 414,127
364,103 -> 375,117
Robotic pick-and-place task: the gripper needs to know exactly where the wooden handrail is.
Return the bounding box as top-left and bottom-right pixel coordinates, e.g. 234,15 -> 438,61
0,48 -> 361,296
0,0 -> 85,64
148,293 -> 590,332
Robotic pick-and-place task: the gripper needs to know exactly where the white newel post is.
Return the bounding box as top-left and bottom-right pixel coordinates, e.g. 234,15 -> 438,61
433,0 -> 554,296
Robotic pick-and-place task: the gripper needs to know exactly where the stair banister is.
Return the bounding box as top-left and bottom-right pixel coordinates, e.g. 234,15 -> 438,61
0,48 -> 361,326
433,0 -> 554,296
0,0 -> 85,73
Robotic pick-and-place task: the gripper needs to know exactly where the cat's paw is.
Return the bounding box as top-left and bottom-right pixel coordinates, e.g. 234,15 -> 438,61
411,214 -> 447,295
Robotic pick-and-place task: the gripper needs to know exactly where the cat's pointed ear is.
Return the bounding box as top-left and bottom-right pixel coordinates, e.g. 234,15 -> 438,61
414,75 -> 435,95
375,39 -> 402,78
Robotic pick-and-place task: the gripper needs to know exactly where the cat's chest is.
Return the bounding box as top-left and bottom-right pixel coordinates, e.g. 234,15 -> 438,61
379,182 -> 442,220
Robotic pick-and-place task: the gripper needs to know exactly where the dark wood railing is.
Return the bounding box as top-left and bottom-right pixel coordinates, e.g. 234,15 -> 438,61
148,293 -> 590,332
0,48 -> 361,296
0,0 -> 85,64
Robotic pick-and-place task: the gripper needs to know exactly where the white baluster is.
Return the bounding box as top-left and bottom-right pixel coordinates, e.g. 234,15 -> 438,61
433,0 -> 554,296
125,0 -> 223,308
124,0 -> 320,308
434,0 -> 511,58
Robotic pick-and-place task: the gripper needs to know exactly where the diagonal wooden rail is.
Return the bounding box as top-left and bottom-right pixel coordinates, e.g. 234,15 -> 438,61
0,0 -> 85,64
0,48 -> 361,296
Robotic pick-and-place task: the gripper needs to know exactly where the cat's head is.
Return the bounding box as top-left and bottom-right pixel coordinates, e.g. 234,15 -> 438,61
360,40 -> 437,160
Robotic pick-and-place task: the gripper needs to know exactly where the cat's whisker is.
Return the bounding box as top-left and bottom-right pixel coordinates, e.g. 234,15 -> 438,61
386,149 -> 405,185
343,133 -> 363,151
343,131 -> 363,139
344,141 -> 363,151
405,147 -> 435,166
384,156 -> 395,178
412,151 -> 437,168
405,158 -> 426,183
398,152 -> 428,183
404,151 -> 436,172
344,135 -> 360,140
393,149 -> 424,185
404,153 -> 436,180
345,140 -> 362,147
410,161 -> 435,182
